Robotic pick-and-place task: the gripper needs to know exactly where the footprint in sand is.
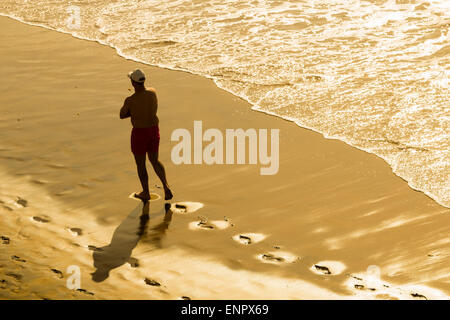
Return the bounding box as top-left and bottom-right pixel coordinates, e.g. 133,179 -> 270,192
54,189 -> 75,197
1,236 -> 10,245
171,202 -> 204,214
354,284 -> 373,291
0,196 -> 27,210
232,233 -> 267,245
399,285 -> 443,300
144,278 -> 161,287
188,216 -> 232,231
411,292 -> 427,300
189,219 -> 215,230
353,283 -> 377,291
256,251 -> 298,265
310,261 -> 347,276
261,254 -> 284,263
6,273 -> 22,281
128,257 -> 139,268
149,193 -> 161,201
50,269 -> 64,279
32,216 -> 51,223
76,288 -> 94,296
15,197 -> 28,208
129,192 -> 161,202
11,255 -> 26,263
0,279 -> 8,289
67,227 -> 83,237
1,205 -> 13,211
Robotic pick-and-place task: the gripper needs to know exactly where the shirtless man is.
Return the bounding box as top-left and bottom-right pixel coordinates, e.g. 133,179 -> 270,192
120,69 -> 173,202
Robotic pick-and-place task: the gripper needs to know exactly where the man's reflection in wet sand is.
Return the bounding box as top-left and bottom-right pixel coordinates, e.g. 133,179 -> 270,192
143,204 -> 173,249
91,202 -> 172,282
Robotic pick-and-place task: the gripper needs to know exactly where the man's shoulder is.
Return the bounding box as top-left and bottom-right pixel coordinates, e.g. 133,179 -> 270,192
125,93 -> 138,102
146,88 -> 157,95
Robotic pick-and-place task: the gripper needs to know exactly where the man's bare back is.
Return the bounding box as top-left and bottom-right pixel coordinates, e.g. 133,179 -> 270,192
120,88 -> 159,128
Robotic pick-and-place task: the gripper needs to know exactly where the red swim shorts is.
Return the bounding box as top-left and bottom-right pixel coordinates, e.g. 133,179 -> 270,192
131,126 -> 160,155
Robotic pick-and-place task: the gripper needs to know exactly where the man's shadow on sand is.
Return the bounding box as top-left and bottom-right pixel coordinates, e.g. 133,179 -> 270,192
90,202 -> 172,282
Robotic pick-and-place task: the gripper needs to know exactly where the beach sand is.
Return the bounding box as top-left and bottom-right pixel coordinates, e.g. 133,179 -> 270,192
0,16 -> 449,300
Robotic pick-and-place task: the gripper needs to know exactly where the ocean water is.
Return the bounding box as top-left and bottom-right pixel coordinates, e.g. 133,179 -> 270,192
1,0 -> 449,207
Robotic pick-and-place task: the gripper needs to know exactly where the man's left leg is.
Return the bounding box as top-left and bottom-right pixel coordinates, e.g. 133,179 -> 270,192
134,153 -> 150,201
148,151 -> 173,200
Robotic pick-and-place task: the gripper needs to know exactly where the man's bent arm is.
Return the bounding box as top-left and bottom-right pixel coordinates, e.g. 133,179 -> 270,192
120,98 -> 131,119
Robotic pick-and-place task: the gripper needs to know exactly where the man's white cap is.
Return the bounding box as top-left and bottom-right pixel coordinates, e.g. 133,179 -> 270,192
128,69 -> 146,83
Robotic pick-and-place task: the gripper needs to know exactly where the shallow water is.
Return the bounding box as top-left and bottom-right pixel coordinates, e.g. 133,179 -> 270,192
1,0 -> 448,207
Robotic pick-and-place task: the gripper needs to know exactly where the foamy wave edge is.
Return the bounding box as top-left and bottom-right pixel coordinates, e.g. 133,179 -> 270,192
1,13 -> 448,209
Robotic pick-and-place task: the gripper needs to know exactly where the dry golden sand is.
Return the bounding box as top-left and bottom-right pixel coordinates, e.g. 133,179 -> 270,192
0,16 -> 449,300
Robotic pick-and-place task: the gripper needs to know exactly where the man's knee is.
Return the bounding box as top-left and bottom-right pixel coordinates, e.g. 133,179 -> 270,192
150,160 -> 159,169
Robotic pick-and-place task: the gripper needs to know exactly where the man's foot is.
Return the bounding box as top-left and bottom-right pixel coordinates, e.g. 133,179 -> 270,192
134,191 -> 151,202
164,187 -> 173,200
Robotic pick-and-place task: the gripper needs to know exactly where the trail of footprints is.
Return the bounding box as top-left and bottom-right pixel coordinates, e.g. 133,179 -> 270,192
1,196 -> 28,211
182,203 -> 301,268
0,194 -> 97,298
0,194 -> 50,223
0,194 -> 436,300
182,203 -> 325,271
0,193 -> 194,299
180,202 -> 435,300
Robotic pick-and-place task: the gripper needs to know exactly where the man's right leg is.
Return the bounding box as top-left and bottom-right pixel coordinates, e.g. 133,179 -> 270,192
134,153 -> 150,201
